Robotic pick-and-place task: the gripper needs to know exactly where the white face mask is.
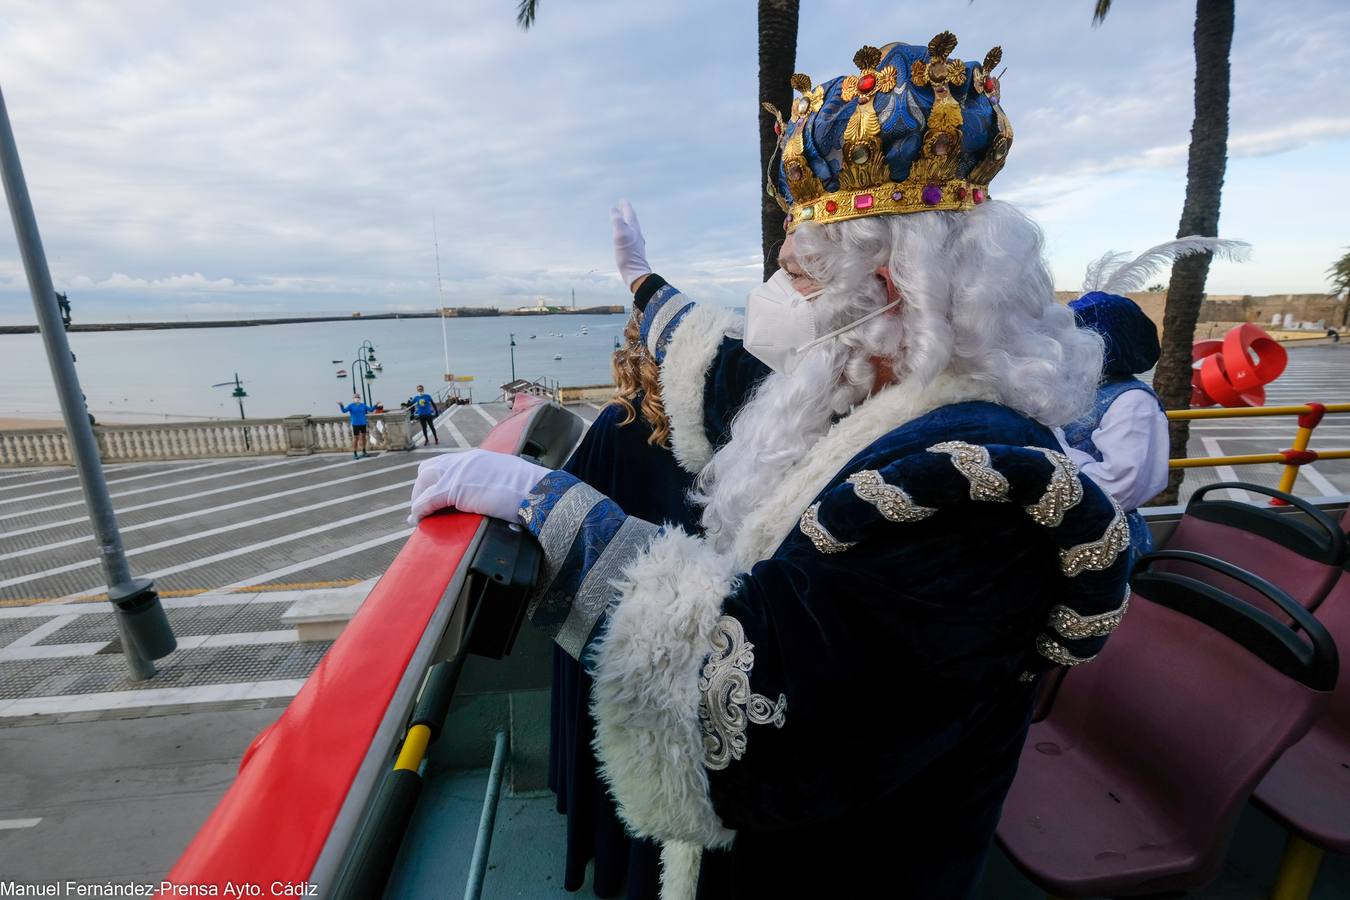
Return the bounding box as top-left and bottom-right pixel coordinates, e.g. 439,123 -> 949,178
743,269 -> 902,375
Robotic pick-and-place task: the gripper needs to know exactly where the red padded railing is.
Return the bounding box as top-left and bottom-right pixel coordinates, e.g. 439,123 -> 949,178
162,395 -> 542,891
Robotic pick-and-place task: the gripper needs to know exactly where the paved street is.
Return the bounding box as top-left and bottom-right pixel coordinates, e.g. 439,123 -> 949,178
0,400 -> 605,720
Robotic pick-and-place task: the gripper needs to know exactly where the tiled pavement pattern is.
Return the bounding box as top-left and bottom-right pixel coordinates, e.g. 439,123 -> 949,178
0,400 -> 604,717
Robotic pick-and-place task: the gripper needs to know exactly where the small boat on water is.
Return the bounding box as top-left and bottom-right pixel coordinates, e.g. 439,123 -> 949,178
553,354 -> 562,360
336,369 -> 348,378
372,362 -> 383,371
330,359 -> 343,364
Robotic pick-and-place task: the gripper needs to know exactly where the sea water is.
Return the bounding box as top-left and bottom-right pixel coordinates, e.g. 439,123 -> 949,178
0,313 -> 626,422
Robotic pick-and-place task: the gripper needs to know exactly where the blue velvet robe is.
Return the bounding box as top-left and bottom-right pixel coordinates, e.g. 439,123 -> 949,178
519,285 -> 1129,900
550,399 -> 702,898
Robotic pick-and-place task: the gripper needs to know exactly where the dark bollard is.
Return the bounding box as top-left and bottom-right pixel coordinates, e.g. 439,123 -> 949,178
109,578 -> 178,660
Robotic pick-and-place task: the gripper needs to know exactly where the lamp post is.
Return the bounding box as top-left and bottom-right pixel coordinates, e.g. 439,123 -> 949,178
0,82 -> 175,679
352,341 -> 378,408
211,373 -> 251,449
211,373 -> 248,420
509,332 -> 517,382
350,358 -> 377,408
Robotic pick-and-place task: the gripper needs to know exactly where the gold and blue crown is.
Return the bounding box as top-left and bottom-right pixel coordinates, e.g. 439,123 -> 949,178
766,32 -> 1012,232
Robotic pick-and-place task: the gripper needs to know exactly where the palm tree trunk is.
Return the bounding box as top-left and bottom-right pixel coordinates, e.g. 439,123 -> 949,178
758,0 -> 799,281
1150,0 -> 1234,504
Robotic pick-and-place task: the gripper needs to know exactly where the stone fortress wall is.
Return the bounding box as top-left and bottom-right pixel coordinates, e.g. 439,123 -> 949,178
1054,292 -> 1349,332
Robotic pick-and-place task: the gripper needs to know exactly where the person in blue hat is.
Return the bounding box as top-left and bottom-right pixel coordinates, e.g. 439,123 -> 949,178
1061,292 -> 1168,556
1066,238 -> 1250,555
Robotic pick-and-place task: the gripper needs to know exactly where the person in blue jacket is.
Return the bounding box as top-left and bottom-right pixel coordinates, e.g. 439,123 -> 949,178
339,393 -> 377,459
408,385 -> 440,445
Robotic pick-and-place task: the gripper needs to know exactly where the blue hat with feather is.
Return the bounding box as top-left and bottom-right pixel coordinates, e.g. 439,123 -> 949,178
1073,236 -> 1253,378
1070,292 -> 1161,379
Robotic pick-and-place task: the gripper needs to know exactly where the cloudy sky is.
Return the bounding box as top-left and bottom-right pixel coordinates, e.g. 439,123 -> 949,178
0,0 -> 1347,324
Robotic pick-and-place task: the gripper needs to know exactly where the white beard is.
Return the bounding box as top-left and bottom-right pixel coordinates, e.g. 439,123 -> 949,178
696,339 -> 867,554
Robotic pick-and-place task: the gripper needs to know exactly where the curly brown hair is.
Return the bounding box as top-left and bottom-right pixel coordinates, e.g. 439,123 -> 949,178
610,308 -> 671,447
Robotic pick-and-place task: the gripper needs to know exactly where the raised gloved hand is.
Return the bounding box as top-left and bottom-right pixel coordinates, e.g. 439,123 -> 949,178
610,199 -> 651,291
408,448 -> 551,524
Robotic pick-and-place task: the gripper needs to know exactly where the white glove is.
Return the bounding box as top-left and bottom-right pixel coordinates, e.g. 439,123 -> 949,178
610,199 -> 651,290
407,448 -> 551,524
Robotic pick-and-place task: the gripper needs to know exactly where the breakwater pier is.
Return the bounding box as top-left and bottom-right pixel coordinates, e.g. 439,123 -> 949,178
0,304 -> 626,335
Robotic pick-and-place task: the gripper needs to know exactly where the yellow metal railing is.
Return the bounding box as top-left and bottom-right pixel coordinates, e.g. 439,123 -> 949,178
1165,402 -> 1350,499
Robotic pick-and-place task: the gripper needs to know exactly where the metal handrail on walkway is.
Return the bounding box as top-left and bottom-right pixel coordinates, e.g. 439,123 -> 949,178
1165,402 -> 1350,499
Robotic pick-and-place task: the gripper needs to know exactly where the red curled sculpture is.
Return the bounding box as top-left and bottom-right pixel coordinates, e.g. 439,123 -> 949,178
1190,323 -> 1287,407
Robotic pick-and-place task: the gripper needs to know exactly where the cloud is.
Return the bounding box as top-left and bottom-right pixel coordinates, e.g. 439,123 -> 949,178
0,0 -> 1347,322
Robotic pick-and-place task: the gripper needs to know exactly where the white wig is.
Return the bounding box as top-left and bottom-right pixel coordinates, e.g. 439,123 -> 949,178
695,200 -> 1103,549
792,199 -> 1104,426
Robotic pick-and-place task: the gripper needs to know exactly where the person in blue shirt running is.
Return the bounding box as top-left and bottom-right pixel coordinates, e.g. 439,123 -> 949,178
407,384 -> 440,445
339,393 -> 377,458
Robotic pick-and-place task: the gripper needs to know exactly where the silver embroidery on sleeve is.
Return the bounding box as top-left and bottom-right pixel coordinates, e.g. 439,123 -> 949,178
1047,587 -> 1131,640
553,517 -> 660,659
1036,634 -> 1098,667
798,502 -> 857,554
1024,448 -> 1083,527
646,298 -> 694,356
535,481 -> 607,575
699,615 -> 787,771
1059,502 -> 1130,577
846,470 -> 937,523
928,441 -> 1011,502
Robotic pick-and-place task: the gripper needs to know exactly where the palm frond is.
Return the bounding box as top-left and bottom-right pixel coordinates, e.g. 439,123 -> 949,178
1101,237 -> 1252,295
516,0 -> 539,30
1082,250 -> 1133,293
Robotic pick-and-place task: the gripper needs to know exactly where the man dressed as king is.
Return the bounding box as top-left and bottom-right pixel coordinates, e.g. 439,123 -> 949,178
410,32 -> 1131,900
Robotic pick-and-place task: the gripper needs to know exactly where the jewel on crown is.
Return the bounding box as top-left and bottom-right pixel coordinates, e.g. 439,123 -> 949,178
766,31 -> 1013,231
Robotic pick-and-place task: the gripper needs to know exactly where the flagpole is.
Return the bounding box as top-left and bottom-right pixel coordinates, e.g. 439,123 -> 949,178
434,214 -> 450,383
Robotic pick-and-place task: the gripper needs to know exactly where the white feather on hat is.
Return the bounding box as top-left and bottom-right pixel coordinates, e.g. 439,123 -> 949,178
1080,237 -> 1252,295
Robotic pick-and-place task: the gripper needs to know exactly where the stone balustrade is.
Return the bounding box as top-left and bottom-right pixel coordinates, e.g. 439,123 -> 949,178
0,413 -> 414,468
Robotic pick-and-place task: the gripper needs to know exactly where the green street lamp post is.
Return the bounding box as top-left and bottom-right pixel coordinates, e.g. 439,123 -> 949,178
211,373 -> 249,420
352,341 -> 378,408
211,373 -> 251,449
509,332 -> 517,382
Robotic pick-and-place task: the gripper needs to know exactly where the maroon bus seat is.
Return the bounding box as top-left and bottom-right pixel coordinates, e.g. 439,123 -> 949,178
1253,565 -> 1350,873
1160,482 -> 1345,615
997,551 -> 1338,897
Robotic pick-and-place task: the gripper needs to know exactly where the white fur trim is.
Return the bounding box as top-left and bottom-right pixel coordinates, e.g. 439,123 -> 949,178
659,305 -> 745,474
660,841 -> 703,900
731,373 -> 1001,568
589,527 -> 739,849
